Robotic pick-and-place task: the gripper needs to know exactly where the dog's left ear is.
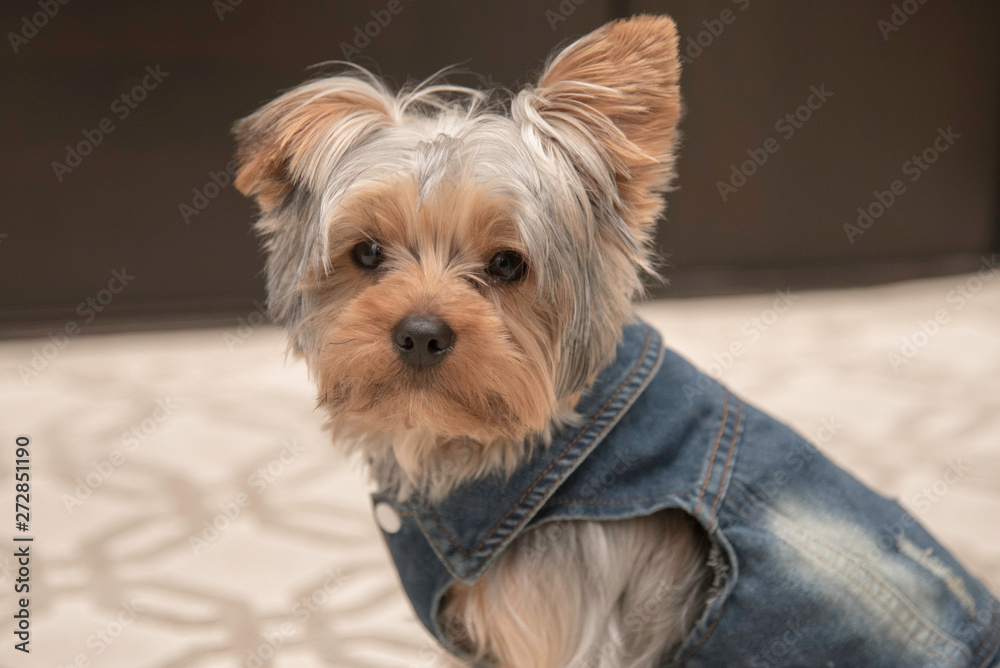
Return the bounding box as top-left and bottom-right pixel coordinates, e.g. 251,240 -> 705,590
515,15 -> 682,233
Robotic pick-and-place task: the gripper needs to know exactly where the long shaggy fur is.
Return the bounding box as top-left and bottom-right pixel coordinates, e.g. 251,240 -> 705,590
441,511 -> 712,668
234,15 -> 706,666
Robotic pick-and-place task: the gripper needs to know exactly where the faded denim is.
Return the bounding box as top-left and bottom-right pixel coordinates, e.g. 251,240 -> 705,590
372,320 -> 1000,666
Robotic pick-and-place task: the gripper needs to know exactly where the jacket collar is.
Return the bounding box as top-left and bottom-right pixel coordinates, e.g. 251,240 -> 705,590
396,320 -> 664,582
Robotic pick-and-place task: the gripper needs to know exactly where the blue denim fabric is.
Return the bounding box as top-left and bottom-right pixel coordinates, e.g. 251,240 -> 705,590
372,320 -> 1000,666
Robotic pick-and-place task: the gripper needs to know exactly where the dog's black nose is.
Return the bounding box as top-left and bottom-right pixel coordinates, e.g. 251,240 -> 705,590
392,315 -> 455,368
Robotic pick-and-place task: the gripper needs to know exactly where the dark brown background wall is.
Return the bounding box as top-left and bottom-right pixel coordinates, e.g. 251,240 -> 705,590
2,1 -> 998,335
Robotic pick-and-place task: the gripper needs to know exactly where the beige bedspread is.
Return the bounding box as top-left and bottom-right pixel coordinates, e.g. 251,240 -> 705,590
1,271 -> 998,667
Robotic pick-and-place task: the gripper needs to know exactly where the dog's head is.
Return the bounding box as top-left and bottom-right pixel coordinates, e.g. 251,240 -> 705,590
233,15 -> 681,479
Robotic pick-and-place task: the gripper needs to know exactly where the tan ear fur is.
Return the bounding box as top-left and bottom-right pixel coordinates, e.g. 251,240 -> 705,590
232,77 -> 392,212
531,15 -> 682,230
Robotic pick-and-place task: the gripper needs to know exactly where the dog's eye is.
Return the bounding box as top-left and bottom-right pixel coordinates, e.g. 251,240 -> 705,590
352,240 -> 384,270
487,251 -> 527,282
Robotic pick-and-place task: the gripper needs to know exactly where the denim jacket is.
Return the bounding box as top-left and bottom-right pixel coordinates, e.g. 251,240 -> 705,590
372,320 -> 1000,666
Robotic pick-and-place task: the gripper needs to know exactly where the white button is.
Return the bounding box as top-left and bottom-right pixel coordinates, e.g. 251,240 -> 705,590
374,502 -> 402,534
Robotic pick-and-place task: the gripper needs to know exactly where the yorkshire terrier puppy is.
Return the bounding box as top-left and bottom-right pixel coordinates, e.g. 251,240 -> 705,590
234,15 -> 1000,668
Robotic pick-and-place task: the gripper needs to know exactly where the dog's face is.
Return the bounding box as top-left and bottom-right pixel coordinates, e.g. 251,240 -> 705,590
234,16 -> 681,468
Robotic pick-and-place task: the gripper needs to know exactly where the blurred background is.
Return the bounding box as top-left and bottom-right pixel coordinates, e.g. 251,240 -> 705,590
2,0 -> 997,332
1,2 -> 998,667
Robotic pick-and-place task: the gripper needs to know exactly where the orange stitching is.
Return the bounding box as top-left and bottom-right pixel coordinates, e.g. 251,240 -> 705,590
426,503 -> 480,557
680,604 -> 726,662
424,329 -> 656,559
474,331 -> 657,555
694,390 -> 730,517
546,495 -> 661,507
709,402 -> 743,520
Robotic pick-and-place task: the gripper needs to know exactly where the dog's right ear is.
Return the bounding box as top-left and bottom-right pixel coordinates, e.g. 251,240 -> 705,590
232,76 -> 393,212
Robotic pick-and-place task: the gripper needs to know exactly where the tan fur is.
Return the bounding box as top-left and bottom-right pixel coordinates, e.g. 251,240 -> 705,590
233,14 -> 707,667
234,76 -> 392,212
441,511 -> 711,667
526,15 -> 682,238
304,177 -> 567,494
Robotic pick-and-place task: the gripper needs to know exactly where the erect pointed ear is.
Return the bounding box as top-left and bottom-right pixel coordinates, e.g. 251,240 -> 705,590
516,15 -> 682,232
232,75 -> 393,212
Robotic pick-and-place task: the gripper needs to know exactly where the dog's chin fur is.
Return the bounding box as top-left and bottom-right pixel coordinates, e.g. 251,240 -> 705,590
235,14 -> 711,666
329,404 -> 585,503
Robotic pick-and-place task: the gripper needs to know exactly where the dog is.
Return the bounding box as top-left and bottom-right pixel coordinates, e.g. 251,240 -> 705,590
233,15 -> 1000,667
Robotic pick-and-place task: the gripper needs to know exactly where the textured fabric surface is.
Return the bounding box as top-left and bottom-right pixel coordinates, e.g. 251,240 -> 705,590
0,272 -> 997,667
